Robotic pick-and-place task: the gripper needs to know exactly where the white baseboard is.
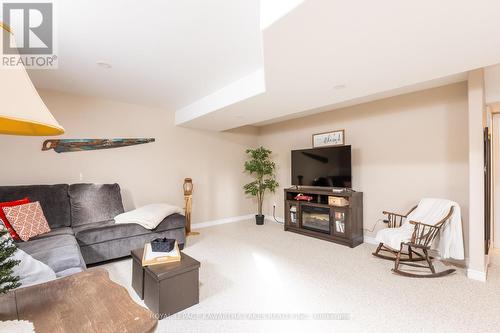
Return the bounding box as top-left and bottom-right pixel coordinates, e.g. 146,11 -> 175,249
363,235 -> 378,245
191,214 -> 254,229
467,269 -> 487,282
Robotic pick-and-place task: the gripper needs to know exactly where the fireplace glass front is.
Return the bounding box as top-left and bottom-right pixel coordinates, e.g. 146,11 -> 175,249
301,204 -> 330,233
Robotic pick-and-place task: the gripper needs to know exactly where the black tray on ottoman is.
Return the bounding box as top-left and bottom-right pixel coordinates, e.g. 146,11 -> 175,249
131,247 -> 200,318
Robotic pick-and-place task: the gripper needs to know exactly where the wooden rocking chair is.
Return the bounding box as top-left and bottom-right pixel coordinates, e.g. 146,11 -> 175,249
372,205 -> 456,278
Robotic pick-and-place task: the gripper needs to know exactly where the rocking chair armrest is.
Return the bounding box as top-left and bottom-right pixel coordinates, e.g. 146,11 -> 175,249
382,211 -> 407,218
382,205 -> 417,218
408,220 -> 435,228
382,211 -> 407,228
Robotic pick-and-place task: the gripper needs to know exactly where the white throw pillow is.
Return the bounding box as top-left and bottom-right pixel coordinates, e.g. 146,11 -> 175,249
114,203 -> 184,229
12,249 -> 57,288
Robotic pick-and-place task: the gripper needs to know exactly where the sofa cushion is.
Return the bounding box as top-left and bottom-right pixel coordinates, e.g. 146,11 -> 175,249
72,220 -> 114,234
68,183 -> 125,226
16,235 -> 86,276
29,227 -> 74,241
16,234 -> 76,254
0,185 -> 70,228
75,222 -> 152,245
12,249 -> 57,288
79,227 -> 186,264
74,214 -> 185,246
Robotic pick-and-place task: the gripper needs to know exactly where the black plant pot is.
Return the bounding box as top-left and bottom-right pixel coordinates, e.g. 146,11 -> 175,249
255,214 -> 265,225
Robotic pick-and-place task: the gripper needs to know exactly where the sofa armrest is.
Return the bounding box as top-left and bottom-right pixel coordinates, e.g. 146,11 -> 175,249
154,213 -> 186,232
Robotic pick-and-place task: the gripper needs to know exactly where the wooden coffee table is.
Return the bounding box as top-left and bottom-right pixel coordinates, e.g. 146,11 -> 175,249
131,247 -> 200,318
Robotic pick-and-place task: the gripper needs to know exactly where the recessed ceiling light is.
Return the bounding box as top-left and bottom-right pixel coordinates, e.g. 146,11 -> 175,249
333,84 -> 346,90
96,61 -> 112,69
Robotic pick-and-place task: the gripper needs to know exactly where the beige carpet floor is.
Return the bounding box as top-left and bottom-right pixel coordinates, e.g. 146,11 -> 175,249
101,221 -> 500,333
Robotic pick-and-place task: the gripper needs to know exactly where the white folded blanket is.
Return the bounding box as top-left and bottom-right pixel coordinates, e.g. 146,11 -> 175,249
408,198 -> 464,260
375,198 -> 465,260
114,203 -> 184,230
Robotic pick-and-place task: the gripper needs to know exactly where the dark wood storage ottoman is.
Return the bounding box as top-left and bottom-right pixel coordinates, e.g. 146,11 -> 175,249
131,248 -> 200,318
131,248 -> 145,299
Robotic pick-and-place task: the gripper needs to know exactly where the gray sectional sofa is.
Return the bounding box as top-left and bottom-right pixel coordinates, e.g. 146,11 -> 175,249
0,183 -> 185,277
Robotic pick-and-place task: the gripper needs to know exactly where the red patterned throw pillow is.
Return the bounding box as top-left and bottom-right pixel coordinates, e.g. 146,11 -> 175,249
2,201 -> 51,241
0,197 -> 30,240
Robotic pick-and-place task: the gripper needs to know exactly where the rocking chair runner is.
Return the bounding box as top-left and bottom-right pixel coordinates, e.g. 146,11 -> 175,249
372,205 -> 456,278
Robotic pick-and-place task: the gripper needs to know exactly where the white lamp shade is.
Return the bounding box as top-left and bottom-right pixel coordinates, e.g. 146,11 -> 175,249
0,25 -> 64,136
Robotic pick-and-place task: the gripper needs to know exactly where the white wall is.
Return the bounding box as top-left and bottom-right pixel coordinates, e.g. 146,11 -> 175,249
485,63 -> 500,104
0,90 -> 259,223
467,69 -> 486,277
258,83 -> 470,255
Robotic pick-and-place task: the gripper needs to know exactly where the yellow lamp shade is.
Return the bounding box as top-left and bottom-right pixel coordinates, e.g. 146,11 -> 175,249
0,23 -> 64,136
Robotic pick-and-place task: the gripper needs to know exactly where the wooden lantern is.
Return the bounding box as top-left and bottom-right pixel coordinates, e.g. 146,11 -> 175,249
183,178 -> 198,236
183,178 -> 193,196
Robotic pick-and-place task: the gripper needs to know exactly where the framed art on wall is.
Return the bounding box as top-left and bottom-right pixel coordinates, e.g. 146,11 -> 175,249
312,130 -> 345,148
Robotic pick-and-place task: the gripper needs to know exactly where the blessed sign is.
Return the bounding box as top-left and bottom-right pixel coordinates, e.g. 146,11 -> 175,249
312,130 -> 345,147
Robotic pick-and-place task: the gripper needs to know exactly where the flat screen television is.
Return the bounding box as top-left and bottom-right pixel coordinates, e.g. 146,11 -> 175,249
291,146 -> 352,188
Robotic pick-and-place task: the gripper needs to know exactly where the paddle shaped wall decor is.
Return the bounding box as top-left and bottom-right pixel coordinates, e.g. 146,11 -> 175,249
42,138 -> 155,153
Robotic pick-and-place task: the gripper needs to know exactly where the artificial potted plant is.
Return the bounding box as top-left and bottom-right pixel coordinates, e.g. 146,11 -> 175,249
243,146 -> 279,225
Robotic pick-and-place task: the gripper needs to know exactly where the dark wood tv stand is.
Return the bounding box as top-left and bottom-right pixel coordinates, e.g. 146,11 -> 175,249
284,187 -> 363,248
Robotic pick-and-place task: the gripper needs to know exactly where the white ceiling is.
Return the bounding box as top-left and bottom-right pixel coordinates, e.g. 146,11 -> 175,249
176,0 -> 500,130
25,1 -> 500,130
27,0 -> 262,110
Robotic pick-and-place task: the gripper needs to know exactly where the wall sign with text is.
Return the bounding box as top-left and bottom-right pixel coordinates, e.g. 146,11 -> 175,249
312,130 -> 345,147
